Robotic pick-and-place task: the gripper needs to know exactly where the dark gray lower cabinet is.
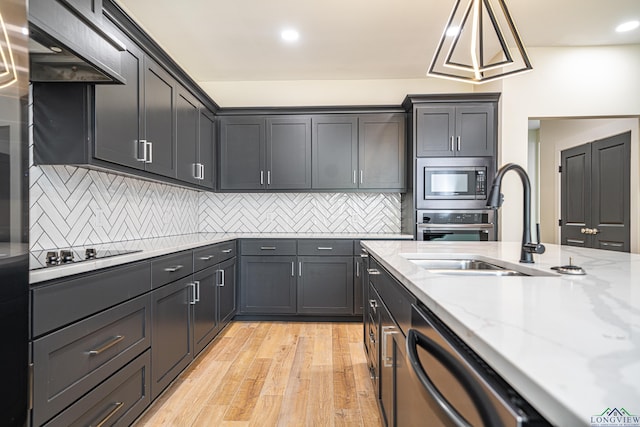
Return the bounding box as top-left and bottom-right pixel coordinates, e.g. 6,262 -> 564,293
354,255 -> 365,315
378,298 -> 394,427
193,266 -> 219,356
151,277 -> 194,399
43,350 -> 151,427
240,255 -> 297,314
297,256 -> 353,314
217,257 -> 237,328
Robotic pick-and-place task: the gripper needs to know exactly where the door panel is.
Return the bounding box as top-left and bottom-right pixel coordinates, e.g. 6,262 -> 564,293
416,106 -> 455,157
561,132 -> 630,251
219,117 -> 265,190
592,132 -> 631,252
267,117 -> 312,189
312,116 -> 358,189
176,90 -> 199,184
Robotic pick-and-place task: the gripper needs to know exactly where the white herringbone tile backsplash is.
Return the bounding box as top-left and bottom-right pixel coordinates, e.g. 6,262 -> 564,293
29,165 -> 401,250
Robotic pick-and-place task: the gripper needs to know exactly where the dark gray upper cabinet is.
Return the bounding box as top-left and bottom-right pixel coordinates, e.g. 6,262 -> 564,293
219,116 -> 266,190
311,113 -> 406,191
416,103 -> 495,157
219,116 -> 311,191
143,56 -> 177,177
312,115 -> 359,189
176,88 -> 216,189
266,116 -> 312,189
359,113 -> 406,189
94,21 -> 144,171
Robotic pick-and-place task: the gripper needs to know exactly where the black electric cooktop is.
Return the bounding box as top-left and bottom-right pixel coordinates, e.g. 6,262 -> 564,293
30,246 -> 141,270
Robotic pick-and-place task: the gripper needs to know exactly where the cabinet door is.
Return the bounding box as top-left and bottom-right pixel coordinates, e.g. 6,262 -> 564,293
219,116 -> 265,190
176,88 -> 200,184
354,256 -> 364,315
312,115 -> 358,189
217,257 -> 237,328
359,113 -> 406,190
378,301 -> 395,427
455,104 -> 494,157
193,267 -> 218,356
240,256 -> 296,314
415,106 -> 456,157
143,57 -> 176,177
151,278 -> 193,399
266,116 -> 312,189
297,256 -> 354,315
94,21 -> 145,170
199,109 -> 216,189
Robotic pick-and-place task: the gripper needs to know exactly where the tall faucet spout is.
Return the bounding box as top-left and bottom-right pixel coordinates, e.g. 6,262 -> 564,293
487,163 -> 544,263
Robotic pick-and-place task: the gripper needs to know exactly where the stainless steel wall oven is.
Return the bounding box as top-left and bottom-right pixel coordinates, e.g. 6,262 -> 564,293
417,210 -> 496,241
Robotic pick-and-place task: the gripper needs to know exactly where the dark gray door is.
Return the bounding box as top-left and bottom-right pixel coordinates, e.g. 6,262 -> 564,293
353,256 -> 364,315
455,104 -> 494,156
240,256 -> 297,314
193,267 -> 218,356
415,106 -> 455,157
176,89 -> 199,184
151,278 -> 193,399
219,116 -> 265,190
297,256 -> 354,315
94,22 -> 144,170
359,113 -> 406,189
217,257 -> 237,328
199,110 -> 216,189
143,57 -> 176,178
312,115 -> 358,189
266,116 -> 312,189
561,131 -> 630,252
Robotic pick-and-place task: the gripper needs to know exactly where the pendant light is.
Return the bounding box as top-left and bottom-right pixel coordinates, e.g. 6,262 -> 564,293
428,0 -> 532,84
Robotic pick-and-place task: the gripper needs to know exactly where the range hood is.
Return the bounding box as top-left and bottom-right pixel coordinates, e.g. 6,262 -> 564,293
29,0 -> 126,83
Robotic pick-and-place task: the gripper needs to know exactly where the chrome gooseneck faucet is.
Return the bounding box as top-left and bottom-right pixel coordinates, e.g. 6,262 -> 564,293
486,163 -> 545,263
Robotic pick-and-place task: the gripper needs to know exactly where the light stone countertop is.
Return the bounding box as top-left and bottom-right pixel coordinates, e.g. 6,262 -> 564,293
360,240 -> 640,427
29,232 -> 412,284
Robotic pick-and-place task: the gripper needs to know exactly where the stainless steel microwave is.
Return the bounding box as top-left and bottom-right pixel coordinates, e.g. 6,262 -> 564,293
416,158 -> 494,209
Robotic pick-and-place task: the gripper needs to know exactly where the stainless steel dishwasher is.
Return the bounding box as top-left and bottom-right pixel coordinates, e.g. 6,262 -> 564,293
406,303 -> 551,427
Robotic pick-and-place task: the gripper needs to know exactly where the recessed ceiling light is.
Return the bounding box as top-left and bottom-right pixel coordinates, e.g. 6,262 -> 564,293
281,28 -> 299,42
616,20 -> 639,33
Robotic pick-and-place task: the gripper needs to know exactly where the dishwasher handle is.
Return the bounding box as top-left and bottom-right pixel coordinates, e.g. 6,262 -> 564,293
406,329 -> 503,427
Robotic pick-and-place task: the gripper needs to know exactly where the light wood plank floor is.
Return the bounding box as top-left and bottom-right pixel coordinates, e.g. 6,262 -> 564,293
134,321 -> 383,427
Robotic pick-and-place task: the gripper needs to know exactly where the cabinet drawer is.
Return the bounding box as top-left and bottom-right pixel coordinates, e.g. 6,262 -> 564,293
43,350 -> 151,427
32,261 -> 151,337
151,250 -> 193,288
193,240 -> 236,272
297,239 -> 353,256
240,239 -> 297,256
33,294 -> 151,427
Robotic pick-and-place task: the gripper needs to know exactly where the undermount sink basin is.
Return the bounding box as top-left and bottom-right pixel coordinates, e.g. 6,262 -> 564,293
408,259 -> 527,277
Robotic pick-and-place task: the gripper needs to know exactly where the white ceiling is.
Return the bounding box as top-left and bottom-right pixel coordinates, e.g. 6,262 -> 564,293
116,0 -> 640,82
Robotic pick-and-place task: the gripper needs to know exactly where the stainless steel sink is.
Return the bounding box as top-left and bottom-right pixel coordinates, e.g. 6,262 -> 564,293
408,259 -> 527,276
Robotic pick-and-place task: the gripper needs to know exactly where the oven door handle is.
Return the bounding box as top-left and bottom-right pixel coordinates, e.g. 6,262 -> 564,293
417,223 -> 494,230
406,329 -> 503,427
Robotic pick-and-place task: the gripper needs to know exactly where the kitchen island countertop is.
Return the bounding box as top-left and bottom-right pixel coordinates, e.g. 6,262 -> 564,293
29,232 -> 412,284
361,240 -> 640,427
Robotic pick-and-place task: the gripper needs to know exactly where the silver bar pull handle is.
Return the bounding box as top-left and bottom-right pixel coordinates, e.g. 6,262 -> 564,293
163,265 -> 183,273
193,163 -> 199,179
317,247 -> 333,251
260,170 -> 264,185
450,136 -> 454,151
291,262 -> 295,277
367,268 -> 381,275
298,262 -> 302,277
195,281 -> 200,302
456,136 -> 461,151
146,141 -> 153,163
189,282 -> 197,305
221,249 -> 233,253
88,335 -> 125,356
93,401 -> 124,427
267,170 -> 271,185
136,139 -> 147,162
200,163 -> 205,180
260,246 -> 276,250
353,170 -> 357,184
381,326 -> 397,367
220,269 -> 225,286
356,260 -> 360,277
360,170 -> 363,184
198,255 -> 214,261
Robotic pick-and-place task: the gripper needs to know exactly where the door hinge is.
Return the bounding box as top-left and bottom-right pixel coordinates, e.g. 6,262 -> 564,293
558,219 -> 562,226
558,165 -> 562,173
